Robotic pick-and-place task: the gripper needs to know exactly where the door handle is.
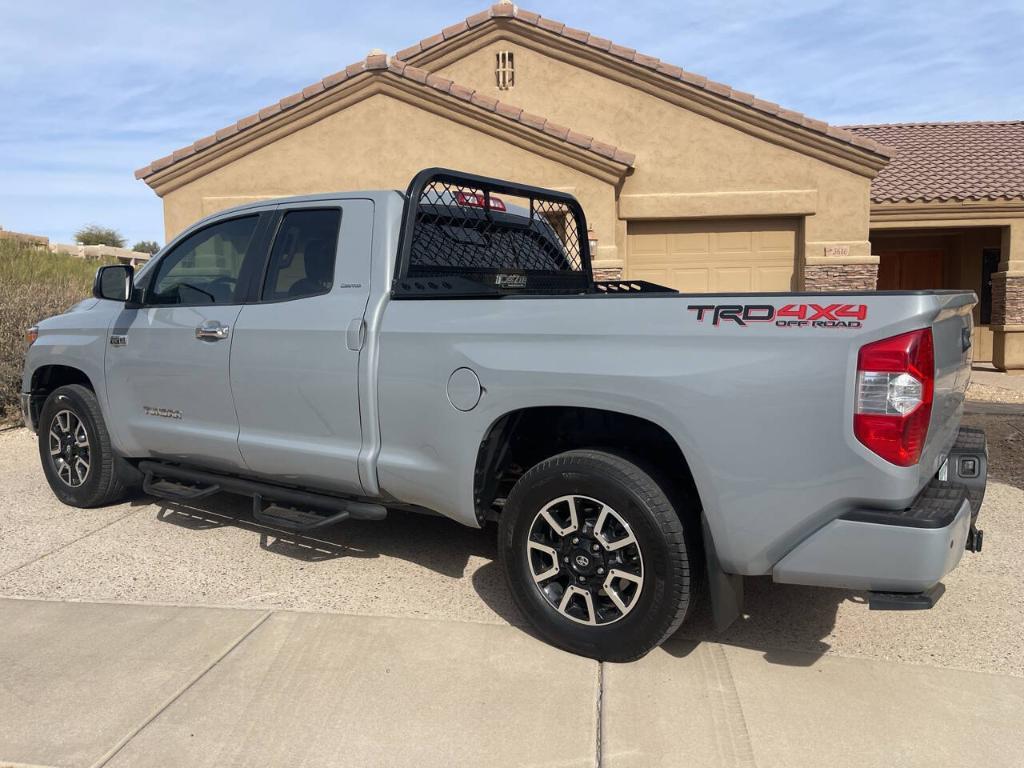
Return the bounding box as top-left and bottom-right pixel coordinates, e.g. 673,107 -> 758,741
195,321 -> 230,341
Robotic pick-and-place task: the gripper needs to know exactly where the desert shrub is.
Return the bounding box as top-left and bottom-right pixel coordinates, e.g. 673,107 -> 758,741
0,240 -> 115,423
132,240 -> 160,254
75,224 -> 126,248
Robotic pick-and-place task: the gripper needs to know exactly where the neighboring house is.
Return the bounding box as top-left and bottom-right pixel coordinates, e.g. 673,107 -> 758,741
0,227 -> 49,247
48,243 -> 152,267
845,121 -> 1024,369
134,2 -> 1024,369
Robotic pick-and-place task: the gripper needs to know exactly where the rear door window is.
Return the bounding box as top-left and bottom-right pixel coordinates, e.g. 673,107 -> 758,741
263,209 -> 342,301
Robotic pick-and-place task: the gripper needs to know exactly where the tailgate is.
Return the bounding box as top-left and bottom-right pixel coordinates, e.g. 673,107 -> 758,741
927,293 -> 975,467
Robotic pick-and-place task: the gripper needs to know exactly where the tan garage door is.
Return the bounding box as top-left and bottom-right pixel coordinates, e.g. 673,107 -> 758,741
626,218 -> 797,292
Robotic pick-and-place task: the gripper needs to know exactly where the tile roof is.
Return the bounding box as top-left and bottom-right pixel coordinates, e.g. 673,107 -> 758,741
844,121 -> 1024,204
396,2 -> 891,160
135,53 -> 633,181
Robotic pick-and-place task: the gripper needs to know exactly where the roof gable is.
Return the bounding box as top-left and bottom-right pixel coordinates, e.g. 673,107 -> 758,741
845,121 -> 1024,204
395,3 -> 892,167
135,53 -> 633,188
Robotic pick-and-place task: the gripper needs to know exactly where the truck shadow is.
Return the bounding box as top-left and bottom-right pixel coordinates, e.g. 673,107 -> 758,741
469,562 -> 858,667
148,492 -> 857,666
666,577 -> 862,667
146,493 -> 495,577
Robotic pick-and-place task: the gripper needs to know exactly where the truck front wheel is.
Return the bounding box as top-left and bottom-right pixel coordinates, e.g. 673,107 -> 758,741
498,449 -> 695,662
37,384 -> 133,508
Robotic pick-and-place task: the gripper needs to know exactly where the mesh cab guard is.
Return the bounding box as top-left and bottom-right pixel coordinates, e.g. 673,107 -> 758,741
393,168 -> 594,298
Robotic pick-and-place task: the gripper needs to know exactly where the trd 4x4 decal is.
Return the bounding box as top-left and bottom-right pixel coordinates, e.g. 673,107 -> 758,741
688,303 -> 867,328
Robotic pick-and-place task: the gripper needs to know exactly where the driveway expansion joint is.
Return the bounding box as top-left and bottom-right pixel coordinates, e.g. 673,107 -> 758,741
87,610 -> 273,768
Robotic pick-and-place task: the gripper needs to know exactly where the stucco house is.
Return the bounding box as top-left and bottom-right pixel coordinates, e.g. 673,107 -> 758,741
135,2 -> 1024,369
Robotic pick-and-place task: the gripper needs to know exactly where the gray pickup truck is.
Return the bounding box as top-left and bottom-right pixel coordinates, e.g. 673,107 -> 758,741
22,169 -> 986,661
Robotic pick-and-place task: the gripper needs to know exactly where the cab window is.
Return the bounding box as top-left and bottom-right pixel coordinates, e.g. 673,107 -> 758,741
263,209 -> 342,301
147,216 -> 259,305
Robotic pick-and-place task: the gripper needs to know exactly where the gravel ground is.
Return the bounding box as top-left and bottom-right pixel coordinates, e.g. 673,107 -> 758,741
0,414 -> 1021,676
968,382 -> 1024,404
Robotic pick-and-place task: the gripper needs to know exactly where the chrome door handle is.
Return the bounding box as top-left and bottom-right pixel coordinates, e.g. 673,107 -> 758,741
195,321 -> 230,341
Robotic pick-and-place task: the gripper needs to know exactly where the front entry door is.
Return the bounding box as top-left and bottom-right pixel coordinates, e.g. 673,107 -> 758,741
230,200 -> 373,495
876,249 -> 945,290
105,213 -> 266,471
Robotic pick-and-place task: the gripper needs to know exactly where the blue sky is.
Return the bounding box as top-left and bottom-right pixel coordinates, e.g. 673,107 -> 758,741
2,0 -> 1022,246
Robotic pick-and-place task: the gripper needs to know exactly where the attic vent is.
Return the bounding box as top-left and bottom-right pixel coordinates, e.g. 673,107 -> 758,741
495,51 -> 515,90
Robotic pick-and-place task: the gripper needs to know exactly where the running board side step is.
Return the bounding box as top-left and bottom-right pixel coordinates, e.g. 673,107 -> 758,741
138,460 -> 387,531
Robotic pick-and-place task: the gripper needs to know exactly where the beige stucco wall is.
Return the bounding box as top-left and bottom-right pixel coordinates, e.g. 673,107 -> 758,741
161,92 -> 618,243
434,36 -> 875,275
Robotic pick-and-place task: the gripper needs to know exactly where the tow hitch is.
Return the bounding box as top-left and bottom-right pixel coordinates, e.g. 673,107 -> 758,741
966,525 -> 984,553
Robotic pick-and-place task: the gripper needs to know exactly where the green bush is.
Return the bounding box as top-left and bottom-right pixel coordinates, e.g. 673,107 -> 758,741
0,240 -> 116,423
132,240 -> 160,254
75,224 -> 126,248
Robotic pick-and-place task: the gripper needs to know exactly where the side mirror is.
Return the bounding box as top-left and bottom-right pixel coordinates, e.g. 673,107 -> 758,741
93,264 -> 134,302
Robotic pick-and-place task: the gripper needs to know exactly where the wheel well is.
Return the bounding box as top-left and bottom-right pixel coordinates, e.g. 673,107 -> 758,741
474,407 -> 701,524
29,365 -> 94,424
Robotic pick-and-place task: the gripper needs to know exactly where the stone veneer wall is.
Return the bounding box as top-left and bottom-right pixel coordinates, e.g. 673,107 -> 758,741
593,267 -> 624,282
991,272 -> 1024,325
802,263 -> 878,292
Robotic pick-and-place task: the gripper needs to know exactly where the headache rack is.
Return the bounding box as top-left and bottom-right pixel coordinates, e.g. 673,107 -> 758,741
393,168 -> 594,298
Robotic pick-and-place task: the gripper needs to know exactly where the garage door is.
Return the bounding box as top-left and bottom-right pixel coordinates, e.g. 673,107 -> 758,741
626,218 -> 797,292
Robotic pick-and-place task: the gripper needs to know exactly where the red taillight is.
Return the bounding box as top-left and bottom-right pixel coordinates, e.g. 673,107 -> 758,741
455,190 -> 506,212
854,328 -> 934,466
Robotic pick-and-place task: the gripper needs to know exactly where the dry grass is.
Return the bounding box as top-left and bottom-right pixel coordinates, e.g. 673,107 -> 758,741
0,240 -> 115,423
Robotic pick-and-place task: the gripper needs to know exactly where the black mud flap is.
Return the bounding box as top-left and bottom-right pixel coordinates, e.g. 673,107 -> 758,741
703,513 -> 744,631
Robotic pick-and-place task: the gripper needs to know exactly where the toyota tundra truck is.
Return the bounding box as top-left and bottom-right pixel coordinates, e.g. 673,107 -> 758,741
21,168 -> 987,661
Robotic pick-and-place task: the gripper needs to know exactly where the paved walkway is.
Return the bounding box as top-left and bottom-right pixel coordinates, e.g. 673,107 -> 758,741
1,597 -> 1021,768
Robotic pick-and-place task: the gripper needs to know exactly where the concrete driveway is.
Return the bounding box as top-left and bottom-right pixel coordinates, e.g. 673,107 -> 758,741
0,410 -> 1022,767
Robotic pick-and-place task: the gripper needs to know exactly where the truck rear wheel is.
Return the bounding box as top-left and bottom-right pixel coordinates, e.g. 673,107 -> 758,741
498,449 -> 695,662
38,384 -> 133,508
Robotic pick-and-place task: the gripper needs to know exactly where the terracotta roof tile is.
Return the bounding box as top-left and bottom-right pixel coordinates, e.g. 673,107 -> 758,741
401,63 -> 429,84
425,72 -> 454,93
449,82 -> 475,101
419,32 -> 444,50
394,43 -> 421,60
470,91 -> 499,111
561,25 -> 590,44
394,3 -> 889,160
214,124 -> 238,142
543,120 -> 571,141
138,3 -> 891,183
301,81 -> 326,99
258,103 -> 281,120
516,8 -> 541,25
442,21 -> 469,39
193,134 -> 218,152
135,52 -> 635,181
322,69 -> 349,88
494,101 -> 523,120
279,92 -> 304,110
465,10 -> 491,28
845,121 -> 1024,203
518,110 -> 547,131
236,113 -> 259,131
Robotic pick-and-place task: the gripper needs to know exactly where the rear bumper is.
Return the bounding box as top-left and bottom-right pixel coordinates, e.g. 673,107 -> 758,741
772,426 -> 986,593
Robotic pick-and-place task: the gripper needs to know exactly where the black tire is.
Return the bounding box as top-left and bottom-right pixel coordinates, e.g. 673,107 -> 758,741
498,449 -> 695,662
37,384 -> 133,508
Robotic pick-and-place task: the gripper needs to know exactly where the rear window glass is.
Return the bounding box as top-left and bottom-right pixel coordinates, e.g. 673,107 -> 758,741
263,209 -> 342,301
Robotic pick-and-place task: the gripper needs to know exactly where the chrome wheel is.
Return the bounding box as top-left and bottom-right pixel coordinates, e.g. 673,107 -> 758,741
48,409 -> 90,487
526,495 -> 644,626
